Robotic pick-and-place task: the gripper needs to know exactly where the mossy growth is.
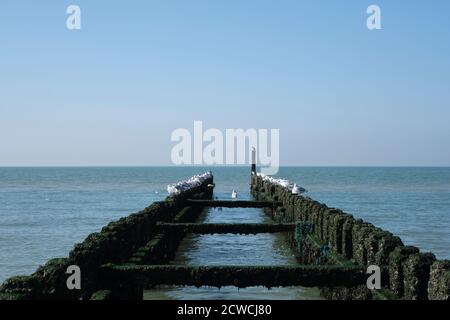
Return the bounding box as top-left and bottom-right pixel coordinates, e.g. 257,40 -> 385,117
294,222 -> 314,257
90,290 -> 112,300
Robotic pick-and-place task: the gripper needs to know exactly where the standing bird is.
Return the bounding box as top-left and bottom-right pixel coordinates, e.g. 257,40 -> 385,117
231,190 -> 237,199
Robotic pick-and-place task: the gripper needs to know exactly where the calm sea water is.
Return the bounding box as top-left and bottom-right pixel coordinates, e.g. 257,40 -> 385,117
1,167 -> 449,298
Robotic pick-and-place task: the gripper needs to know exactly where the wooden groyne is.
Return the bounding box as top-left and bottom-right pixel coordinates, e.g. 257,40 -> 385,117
0,166 -> 449,300
0,175 -> 214,300
250,171 -> 450,300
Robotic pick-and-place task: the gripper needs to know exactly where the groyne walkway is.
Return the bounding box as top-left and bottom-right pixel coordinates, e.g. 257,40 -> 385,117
0,166 -> 448,300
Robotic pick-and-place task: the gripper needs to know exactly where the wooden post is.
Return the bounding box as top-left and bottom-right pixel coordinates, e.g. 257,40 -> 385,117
251,147 -> 256,174
251,147 -> 257,186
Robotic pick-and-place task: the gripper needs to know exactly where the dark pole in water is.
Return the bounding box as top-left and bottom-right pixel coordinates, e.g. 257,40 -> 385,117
251,147 -> 256,174
251,147 -> 257,185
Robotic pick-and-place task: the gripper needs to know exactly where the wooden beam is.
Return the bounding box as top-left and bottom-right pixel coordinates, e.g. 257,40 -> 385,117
186,200 -> 281,208
99,264 -> 367,288
156,223 -> 296,234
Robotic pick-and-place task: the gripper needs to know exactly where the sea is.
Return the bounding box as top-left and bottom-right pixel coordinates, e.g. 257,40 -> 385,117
0,167 -> 449,299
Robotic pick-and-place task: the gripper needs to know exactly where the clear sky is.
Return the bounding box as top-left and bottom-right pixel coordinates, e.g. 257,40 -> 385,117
1,0 -> 449,166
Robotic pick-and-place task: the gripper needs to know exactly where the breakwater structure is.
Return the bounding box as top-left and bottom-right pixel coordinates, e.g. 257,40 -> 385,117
0,164 -> 449,300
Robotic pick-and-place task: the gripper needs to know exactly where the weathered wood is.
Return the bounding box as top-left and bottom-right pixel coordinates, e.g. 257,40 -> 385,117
99,264 -> 367,288
156,222 -> 296,234
90,290 -> 112,300
186,200 -> 281,208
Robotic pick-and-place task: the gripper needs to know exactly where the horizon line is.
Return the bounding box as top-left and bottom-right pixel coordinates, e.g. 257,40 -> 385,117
1,165 -> 450,168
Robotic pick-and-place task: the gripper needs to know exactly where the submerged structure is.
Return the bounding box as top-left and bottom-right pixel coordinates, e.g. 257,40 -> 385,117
0,163 -> 449,300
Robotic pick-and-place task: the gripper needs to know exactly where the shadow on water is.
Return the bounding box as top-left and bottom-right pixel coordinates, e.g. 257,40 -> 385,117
144,191 -> 323,300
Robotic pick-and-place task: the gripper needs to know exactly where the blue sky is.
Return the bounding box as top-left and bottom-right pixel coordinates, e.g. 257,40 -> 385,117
1,0 -> 449,166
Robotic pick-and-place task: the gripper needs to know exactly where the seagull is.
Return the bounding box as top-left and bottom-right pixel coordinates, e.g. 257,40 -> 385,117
231,190 -> 237,199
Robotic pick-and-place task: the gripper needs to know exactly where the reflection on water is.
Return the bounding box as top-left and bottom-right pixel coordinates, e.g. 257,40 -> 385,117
144,191 -> 323,300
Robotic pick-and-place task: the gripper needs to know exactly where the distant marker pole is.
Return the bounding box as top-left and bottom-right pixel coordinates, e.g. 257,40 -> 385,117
251,147 -> 257,185
251,147 -> 256,174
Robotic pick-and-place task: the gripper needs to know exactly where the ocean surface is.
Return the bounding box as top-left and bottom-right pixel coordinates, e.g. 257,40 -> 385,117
0,167 -> 449,298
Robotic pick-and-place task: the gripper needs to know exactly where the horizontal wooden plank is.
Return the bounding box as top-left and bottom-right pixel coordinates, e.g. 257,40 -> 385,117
156,223 -> 296,234
99,264 -> 368,288
186,200 -> 281,208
